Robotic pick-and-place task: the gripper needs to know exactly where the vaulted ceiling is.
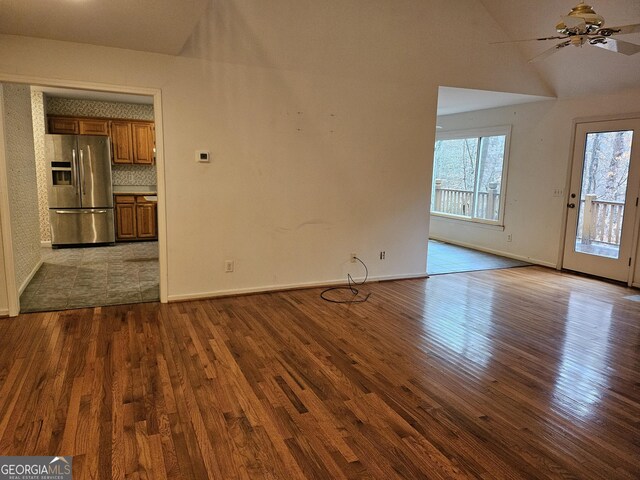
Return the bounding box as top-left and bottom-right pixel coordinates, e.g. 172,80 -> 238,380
0,0 -> 638,99
478,0 -> 640,97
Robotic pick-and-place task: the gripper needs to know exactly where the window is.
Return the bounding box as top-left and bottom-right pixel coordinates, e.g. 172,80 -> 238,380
431,126 -> 510,225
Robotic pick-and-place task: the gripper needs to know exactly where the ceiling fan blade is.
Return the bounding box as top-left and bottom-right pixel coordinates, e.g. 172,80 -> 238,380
529,41 -> 571,63
602,23 -> 640,35
490,35 -> 568,45
591,38 -> 640,55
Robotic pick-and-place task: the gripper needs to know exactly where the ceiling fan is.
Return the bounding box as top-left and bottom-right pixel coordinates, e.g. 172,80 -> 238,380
493,1 -> 640,62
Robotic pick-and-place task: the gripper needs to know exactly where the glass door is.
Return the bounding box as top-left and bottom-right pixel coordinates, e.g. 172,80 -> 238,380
563,119 -> 640,282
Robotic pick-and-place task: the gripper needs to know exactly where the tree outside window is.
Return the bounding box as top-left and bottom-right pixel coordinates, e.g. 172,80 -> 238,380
431,127 -> 510,225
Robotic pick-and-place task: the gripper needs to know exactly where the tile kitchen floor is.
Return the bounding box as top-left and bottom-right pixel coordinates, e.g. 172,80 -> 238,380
20,242 -> 159,313
427,239 -> 530,275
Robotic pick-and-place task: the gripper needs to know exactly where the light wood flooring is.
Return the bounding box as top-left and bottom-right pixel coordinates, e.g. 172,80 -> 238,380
0,266 -> 639,479
427,240 -> 530,275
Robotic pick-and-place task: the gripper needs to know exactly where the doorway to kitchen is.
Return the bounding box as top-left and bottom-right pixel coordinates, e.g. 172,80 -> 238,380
562,118 -> 640,283
0,80 -> 166,315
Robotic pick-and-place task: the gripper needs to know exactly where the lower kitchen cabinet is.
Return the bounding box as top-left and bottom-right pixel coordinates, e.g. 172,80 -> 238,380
136,202 -> 157,238
114,195 -> 157,241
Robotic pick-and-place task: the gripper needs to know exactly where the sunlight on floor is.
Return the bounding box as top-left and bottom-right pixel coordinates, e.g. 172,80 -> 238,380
427,240 -> 529,275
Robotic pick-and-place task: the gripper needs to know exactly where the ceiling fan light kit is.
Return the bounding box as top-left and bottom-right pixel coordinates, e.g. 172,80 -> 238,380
492,1 -> 640,62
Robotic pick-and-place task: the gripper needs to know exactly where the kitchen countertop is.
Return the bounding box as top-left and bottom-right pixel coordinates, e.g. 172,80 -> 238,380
112,185 -> 157,195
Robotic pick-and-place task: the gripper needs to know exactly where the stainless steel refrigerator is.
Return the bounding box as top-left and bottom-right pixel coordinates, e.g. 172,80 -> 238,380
46,135 -> 115,246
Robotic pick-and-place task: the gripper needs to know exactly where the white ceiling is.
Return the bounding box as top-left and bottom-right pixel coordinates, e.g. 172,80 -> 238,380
0,0 -> 208,55
437,87 -> 553,116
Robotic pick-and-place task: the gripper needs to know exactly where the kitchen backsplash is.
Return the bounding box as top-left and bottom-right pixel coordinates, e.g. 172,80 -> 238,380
46,97 -> 154,120
112,164 -> 157,186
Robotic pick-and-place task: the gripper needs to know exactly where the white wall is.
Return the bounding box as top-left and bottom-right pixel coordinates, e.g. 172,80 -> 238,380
0,83 -> 41,292
431,87 -> 640,285
0,0 -> 553,303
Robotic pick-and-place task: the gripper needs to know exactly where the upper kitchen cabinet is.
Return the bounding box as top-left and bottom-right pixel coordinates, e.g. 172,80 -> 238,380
110,121 -> 134,164
49,116 -> 109,136
47,115 -> 155,165
111,120 -> 155,165
79,119 -> 109,136
48,116 -> 79,134
131,122 -> 155,165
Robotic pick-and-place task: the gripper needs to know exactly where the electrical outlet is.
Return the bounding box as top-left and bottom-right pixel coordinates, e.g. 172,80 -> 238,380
379,251 -> 386,260
225,260 -> 234,272
507,234 -> 512,242
350,253 -> 357,263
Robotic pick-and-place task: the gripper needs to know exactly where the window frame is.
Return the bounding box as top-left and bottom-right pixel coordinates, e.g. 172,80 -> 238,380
431,125 -> 512,226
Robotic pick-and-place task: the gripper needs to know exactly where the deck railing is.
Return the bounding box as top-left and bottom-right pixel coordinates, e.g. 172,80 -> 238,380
433,184 -> 625,245
577,194 -> 625,246
432,180 -> 500,221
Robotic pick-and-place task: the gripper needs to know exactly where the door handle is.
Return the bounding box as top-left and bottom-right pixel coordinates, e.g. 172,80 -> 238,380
79,149 -> 86,193
567,203 -> 576,208
55,210 -> 108,214
72,149 -> 78,195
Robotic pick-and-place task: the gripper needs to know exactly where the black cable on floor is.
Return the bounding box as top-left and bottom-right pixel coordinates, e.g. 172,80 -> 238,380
320,256 -> 371,304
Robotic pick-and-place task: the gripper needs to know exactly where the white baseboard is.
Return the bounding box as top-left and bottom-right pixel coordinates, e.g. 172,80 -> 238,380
369,273 -> 429,282
19,259 -> 43,295
167,272 -> 428,303
40,241 -> 51,248
428,236 -> 557,269
632,282 -> 640,289
0,308 -> 9,317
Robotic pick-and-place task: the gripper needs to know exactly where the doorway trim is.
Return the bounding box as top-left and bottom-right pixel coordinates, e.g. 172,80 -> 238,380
558,112 -> 640,286
0,87 -> 20,316
0,73 -> 168,316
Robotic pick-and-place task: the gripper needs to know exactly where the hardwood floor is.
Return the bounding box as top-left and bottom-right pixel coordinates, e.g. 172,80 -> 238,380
0,266 -> 639,479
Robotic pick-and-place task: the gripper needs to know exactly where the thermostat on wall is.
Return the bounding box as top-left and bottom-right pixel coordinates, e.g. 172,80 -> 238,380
196,150 -> 210,163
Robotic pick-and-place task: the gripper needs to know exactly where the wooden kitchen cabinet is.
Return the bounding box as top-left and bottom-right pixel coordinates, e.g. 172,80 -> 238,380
110,121 -> 155,165
78,119 -> 109,135
110,121 -> 134,164
48,116 -> 79,134
114,194 -> 157,241
135,198 -> 157,238
115,196 -> 137,240
131,122 -> 155,165
48,115 -> 155,165
49,116 -> 110,136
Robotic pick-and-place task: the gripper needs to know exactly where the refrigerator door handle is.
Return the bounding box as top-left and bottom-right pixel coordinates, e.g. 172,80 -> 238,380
55,210 -> 108,214
79,149 -> 86,193
72,148 -> 79,195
